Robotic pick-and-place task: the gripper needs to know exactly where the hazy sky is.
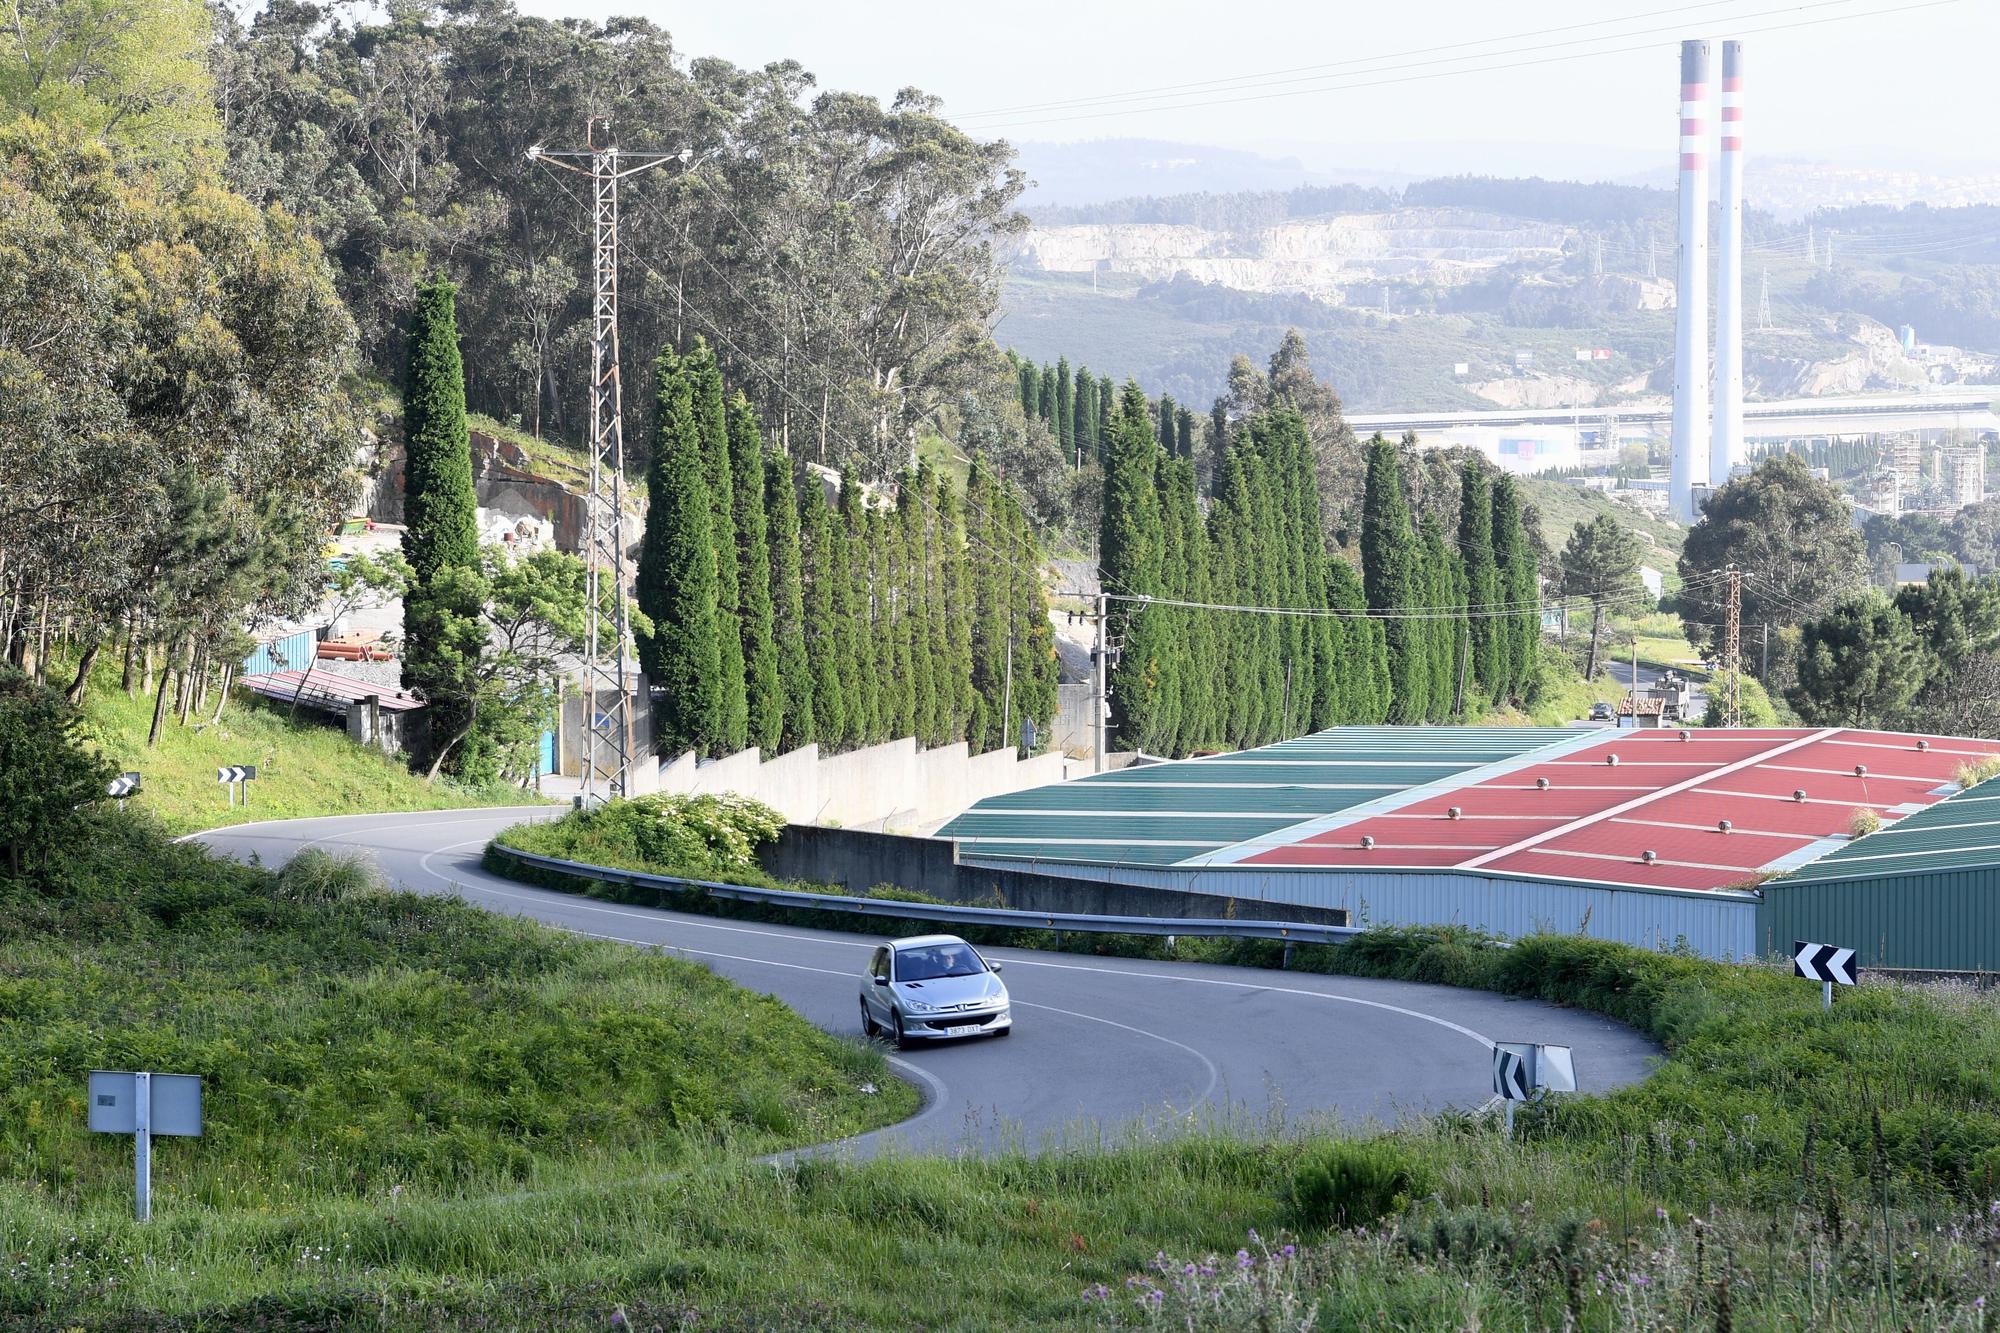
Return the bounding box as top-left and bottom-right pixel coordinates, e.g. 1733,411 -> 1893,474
514,0 -> 1996,179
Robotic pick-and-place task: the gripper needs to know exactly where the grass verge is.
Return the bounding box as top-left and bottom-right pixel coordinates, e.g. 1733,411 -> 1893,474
80,663 -> 533,834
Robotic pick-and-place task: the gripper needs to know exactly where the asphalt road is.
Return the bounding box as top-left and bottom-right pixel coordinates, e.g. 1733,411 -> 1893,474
196,808 -> 1658,1158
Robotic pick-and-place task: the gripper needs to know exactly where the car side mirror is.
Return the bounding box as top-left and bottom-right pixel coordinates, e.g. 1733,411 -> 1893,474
991,963 -> 1003,973
872,975 -> 889,986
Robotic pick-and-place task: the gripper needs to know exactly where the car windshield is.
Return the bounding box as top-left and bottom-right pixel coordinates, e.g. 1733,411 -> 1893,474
896,944 -> 986,981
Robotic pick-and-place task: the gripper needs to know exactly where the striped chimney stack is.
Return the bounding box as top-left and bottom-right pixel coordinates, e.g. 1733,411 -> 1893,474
1711,41 -> 1746,489
1669,39 -> 1713,523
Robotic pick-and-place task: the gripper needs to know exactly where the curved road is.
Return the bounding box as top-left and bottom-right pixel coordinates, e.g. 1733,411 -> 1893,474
197,808 -> 1657,1157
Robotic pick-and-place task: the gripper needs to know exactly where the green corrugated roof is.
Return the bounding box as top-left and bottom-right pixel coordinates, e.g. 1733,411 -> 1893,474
937,725 -> 1577,866
1781,780 -> 2000,883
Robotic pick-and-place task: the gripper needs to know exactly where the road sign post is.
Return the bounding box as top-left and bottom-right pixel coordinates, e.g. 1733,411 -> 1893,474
217,765 -> 258,807
1493,1042 -> 1577,1135
88,1070 -> 202,1221
1793,940 -> 1857,1010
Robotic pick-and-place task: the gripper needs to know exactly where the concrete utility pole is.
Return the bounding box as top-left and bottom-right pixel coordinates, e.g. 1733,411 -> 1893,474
1093,592 -> 1108,774
529,121 -> 692,805
1723,564 -> 1743,728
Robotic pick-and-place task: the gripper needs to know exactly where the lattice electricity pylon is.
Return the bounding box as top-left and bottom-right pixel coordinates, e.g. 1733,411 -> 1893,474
528,121 -> 691,803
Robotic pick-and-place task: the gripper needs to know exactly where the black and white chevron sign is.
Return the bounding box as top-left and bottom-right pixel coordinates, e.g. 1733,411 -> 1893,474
1793,940 -> 1856,986
1492,1047 -> 1531,1101
106,772 -> 141,799
216,765 -> 259,784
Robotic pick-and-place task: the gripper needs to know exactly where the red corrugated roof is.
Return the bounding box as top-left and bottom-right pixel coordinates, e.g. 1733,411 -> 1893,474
1237,727 -> 2000,890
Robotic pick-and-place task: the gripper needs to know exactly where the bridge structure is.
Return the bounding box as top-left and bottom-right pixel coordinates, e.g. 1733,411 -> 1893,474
1348,389 -> 2000,443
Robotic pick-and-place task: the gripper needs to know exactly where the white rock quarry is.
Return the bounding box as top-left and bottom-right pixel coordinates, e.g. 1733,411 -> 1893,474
1017,208 -> 1573,299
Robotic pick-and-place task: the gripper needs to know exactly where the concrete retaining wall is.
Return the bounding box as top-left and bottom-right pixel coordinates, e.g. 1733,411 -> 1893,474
656,735 -> 1066,832
761,825 -> 1349,927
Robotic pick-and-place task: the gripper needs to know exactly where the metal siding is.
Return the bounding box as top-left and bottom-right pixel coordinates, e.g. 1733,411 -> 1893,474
959,858 -> 1758,959
243,628 -> 318,677
1759,868 -> 2000,972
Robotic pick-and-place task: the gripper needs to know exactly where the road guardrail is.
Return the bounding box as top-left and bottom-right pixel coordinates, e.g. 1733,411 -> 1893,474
487,843 -> 1360,946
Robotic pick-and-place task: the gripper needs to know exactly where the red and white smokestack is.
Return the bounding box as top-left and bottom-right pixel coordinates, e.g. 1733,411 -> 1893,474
1711,41 -> 1745,490
1670,39 -> 1713,522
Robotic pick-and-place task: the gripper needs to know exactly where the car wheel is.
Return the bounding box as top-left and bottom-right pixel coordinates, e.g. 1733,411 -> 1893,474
891,1011 -> 909,1051
860,998 -> 877,1038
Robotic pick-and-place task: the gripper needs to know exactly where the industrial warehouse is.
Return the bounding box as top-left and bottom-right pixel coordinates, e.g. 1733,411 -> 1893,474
937,726 -> 2000,971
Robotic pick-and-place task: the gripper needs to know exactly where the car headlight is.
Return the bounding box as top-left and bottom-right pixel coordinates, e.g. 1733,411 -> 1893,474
901,997 -> 939,1013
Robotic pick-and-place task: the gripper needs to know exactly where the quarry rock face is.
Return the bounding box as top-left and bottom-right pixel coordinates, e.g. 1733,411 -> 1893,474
1016,208 -> 1572,298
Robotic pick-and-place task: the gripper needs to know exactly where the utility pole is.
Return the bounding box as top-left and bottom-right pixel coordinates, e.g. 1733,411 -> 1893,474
1723,564 -> 1743,728
529,121 -> 692,805
1093,592 -> 1108,774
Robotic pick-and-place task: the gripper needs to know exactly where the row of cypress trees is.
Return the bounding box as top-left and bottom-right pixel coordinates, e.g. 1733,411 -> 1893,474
1101,380 -> 1543,756
637,338 -> 1054,761
1010,352 -> 1196,466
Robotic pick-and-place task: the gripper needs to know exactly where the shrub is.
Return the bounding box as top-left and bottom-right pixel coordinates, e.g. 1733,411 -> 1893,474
1287,1139 -> 1429,1232
1849,806 -> 1882,838
515,792 -> 785,878
0,666 -> 116,877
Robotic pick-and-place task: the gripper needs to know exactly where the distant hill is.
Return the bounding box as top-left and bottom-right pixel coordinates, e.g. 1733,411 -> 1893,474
1012,138 -> 1410,208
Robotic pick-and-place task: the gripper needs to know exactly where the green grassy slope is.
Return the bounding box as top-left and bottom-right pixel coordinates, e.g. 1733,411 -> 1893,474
1,819 -> 914,1329
1517,475 -> 1686,568
82,666 -> 534,834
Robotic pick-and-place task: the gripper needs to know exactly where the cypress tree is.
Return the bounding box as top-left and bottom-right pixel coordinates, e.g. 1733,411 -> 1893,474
1156,394 -> 1177,452
1096,375 -> 1114,460
729,393 -> 781,753
1073,365 -> 1095,463
1176,407 -> 1196,461
1493,474 -> 1541,703
1210,446 -> 1258,747
1459,462 -> 1500,701
400,279 -> 479,586
1018,360 -> 1038,419
635,347 -> 723,756
801,476 -> 847,749
936,474 -> 976,744
399,279 -> 481,770
1361,435 -> 1426,723
833,473 -> 870,747
1008,489 -> 1059,748
1038,364 -> 1058,427
688,339 -> 747,752
1055,356 -> 1075,460
1102,383 -> 1167,750
885,497 -> 917,740
966,456 -> 1008,752
1491,473 -> 1538,704
1421,514 -> 1455,721
764,449 -> 815,750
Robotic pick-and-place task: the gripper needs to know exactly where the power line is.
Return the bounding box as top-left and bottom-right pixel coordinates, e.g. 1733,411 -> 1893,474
959,0 -> 1965,132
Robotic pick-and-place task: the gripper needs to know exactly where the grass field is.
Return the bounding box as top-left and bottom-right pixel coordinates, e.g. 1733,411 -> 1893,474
81,664 -> 535,835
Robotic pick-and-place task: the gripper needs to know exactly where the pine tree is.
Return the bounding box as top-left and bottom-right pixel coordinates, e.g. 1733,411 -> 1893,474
399,279 -> 479,586
764,449 -> 815,750
688,339 -> 747,752
1055,356 -> 1075,460
635,346 -> 722,756
1361,435 -> 1426,723
800,476 -> 847,749
1459,462 -> 1500,701
729,393 -> 781,753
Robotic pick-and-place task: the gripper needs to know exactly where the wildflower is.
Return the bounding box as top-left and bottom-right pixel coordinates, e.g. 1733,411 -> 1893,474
1237,1249 -> 1253,1269
1655,1207 -> 1669,1220
1281,1244 -> 1296,1258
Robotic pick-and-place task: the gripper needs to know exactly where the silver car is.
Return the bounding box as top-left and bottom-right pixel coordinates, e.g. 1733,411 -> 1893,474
860,934 -> 1012,1048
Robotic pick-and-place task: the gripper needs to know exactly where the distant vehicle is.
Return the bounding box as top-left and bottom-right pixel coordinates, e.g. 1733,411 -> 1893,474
1589,701 -> 1616,722
861,934 -> 1012,1048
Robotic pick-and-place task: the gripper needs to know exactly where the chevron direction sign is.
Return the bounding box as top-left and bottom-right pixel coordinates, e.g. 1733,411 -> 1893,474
1493,1045 -> 1531,1101
216,765 -> 258,784
1793,940 -> 1857,987
106,772 -> 141,800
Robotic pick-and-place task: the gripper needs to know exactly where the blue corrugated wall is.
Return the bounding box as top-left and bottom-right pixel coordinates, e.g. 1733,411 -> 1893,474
242,628 -> 318,677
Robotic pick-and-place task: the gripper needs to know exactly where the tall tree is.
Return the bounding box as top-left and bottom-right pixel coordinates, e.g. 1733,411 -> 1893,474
1361,435 -> 1425,722
729,393 -> 781,753
399,280 -> 479,586
764,449 -> 815,750
800,476 -> 847,748
1560,515 -> 1642,681
1789,594 -> 1929,728
689,339 -> 747,753
1459,463 -> 1501,697
1054,355 -> 1075,460
1491,472 -> 1538,704
1072,365 -> 1096,464
1101,383 -> 1166,748
635,348 -> 722,756
1037,363 -> 1058,427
